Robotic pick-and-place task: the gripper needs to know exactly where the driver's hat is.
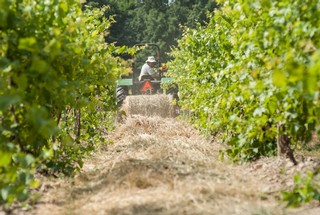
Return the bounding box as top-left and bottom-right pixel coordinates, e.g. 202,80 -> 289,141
146,56 -> 156,63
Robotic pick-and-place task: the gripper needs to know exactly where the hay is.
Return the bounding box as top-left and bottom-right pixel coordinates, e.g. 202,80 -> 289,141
56,115 -> 268,215
26,115 -> 320,215
121,94 -> 176,118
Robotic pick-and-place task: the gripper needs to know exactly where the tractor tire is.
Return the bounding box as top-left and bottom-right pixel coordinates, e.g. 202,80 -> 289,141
116,86 -> 128,107
166,85 -> 179,101
166,85 -> 180,116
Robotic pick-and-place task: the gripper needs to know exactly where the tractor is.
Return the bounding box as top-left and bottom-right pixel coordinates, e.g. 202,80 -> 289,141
116,43 -> 178,107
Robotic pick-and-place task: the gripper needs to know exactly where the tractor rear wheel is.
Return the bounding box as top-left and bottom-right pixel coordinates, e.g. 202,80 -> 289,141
166,85 -> 179,101
116,86 -> 128,107
166,85 -> 179,116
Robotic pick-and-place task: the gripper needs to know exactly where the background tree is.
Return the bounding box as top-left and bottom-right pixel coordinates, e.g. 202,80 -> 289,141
86,0 -> 217,61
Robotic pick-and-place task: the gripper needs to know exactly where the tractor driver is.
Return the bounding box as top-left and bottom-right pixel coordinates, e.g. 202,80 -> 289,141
139,56 -> 159,81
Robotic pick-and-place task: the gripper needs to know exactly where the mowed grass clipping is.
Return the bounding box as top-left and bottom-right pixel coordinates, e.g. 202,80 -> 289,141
121,94 -> 177,118
25,97 -> 320,215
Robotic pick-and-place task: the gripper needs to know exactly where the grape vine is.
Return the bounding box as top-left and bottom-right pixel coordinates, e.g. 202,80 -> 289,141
0,0 -> 125,206
168,0 -> 320,205
169,0 -> 320,161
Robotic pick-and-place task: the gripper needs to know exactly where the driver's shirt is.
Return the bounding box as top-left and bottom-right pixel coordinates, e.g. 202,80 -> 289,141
139,63 -> 155,81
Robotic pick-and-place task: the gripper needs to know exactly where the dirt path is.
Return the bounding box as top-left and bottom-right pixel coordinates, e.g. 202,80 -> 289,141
25,115 -> 319,215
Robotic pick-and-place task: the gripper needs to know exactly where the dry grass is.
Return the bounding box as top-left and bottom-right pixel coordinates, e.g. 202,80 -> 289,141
59,116 -> 274,215
23,96 -> 320,215
121,94 -> 176,118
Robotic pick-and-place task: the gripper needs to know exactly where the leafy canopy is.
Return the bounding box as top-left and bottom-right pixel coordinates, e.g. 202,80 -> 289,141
0,0 -> 125,206
169,0 -> 320,161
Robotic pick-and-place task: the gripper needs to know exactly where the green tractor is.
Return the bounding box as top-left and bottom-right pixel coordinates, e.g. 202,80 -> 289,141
116,43 -> 178,107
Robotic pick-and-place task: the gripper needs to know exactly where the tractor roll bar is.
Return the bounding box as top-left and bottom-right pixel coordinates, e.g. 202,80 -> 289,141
133,43 -> 161,69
